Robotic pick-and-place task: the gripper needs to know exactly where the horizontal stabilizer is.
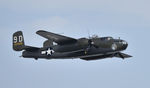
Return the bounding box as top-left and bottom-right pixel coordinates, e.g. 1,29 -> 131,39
24,46 -> 40,51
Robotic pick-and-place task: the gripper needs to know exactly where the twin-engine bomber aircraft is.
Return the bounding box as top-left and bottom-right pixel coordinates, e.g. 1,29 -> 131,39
13,30 -> 132,61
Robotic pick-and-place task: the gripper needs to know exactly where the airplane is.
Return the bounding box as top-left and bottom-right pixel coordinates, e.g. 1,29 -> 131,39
12,30 -> 132,61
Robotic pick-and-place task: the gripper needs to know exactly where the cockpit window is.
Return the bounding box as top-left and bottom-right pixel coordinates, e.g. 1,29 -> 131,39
117,40 -> 127,45
90,35 -> 99,38
122,41 -> 127,45
107,37 -> 113,40
101,37 -> 113,41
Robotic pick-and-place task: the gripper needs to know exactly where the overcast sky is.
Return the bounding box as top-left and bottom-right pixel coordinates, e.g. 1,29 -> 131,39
0,0 -> 150,88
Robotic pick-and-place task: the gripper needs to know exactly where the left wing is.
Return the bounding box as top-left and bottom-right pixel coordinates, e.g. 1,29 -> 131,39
36,30 -> 77,45
80,52 -> 132,60
114,52 -> 132,59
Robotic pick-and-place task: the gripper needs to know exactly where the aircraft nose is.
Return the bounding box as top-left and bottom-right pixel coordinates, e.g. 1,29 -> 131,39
122,41 -> 128,50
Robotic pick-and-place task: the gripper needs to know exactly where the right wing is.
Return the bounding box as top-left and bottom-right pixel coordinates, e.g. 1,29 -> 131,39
36,30 -> 77,45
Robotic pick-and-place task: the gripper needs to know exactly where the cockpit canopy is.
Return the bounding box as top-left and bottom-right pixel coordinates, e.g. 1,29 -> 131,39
89,35 -> 113,41
90,34 -> 99,39
100,37 -> 113,41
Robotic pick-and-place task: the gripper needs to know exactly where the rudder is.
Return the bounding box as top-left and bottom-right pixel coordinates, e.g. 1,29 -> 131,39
13,31 -> 25,51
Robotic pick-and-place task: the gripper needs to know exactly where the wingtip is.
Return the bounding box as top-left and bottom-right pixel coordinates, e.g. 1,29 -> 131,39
36,30 -> 47,34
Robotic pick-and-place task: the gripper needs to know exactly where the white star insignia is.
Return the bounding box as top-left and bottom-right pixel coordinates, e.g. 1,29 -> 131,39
41,48 -> 55,55
47,48 -> 54,55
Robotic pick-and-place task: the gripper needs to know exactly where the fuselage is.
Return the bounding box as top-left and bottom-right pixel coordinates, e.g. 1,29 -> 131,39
22,37 -> 128,60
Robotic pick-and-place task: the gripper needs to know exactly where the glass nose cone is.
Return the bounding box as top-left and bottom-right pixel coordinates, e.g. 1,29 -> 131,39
122,41 -> 128,50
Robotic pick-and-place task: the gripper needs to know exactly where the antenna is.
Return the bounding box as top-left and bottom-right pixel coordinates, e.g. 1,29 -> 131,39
87,28 -> 91,39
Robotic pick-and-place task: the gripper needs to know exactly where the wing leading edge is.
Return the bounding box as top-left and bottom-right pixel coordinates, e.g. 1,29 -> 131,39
114,52 -> 132,59
36,30 -> 77,45
80,52 -> 132,61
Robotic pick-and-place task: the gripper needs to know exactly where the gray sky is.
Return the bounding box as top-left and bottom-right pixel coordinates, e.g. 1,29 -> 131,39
0,0 -> 150,88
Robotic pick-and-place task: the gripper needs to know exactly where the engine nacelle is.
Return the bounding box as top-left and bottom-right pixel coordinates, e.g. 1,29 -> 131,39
43,40 -> 53,47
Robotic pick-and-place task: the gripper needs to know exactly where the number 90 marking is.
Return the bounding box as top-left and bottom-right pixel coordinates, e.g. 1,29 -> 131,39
13,35 -> 23,43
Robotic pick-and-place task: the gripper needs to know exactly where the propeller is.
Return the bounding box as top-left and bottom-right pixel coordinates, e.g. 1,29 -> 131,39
119,53 -> 125,59
84,38 -> 99,54
117,52 -> 125,59
113,52 -> 125,59
118,37 -> 121,42
84,29 -> 99,53
88,39 -> 99,48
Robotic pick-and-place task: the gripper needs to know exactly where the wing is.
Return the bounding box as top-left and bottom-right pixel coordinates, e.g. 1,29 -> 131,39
114,52 -> 132,59
80,53 -> 113,61
80,52 -> 132,61
36,30 -> 77,45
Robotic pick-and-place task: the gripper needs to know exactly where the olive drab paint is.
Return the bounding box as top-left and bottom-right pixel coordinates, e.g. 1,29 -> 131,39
12,30 -> 132,61
13,31 -> 25,51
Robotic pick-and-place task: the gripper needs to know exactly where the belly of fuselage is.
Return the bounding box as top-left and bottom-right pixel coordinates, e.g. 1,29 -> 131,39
22,44 -> 116,59
47,47 -> 114,59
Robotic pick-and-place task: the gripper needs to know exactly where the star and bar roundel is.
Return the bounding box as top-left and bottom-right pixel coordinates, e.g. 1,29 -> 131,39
41,47 -> 55,55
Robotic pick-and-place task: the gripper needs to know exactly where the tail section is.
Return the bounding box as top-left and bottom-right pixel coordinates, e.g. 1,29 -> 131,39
13,31 -> 25,51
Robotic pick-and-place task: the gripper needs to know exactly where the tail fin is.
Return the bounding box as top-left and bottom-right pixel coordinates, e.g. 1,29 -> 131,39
13,31 -> 25,51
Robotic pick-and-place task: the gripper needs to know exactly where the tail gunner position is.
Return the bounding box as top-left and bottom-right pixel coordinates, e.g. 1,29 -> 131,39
13,30 -> 132,61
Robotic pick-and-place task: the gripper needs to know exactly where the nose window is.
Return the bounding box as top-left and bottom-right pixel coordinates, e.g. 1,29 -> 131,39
122,41 -> 127,44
